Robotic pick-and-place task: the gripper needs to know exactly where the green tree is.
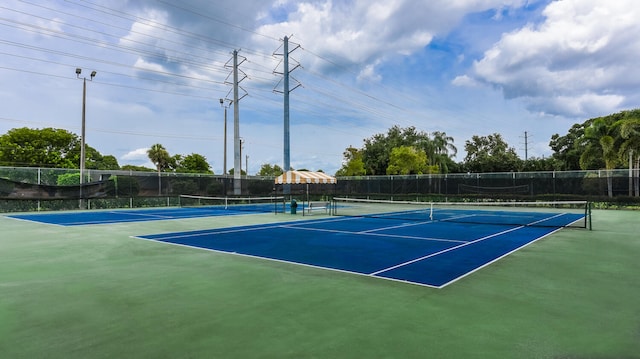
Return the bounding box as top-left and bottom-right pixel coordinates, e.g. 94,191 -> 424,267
616,110 -> 640,196
84,147 -> 120,170
95,155 -> 120,170
257,164 -> 285,176
0,127 -> 116,170
521,156 -> 556,171
147,144 -> 171,174
463,133 -> 522,173
147,143 -> 170,195
335,146 -> 366,176
182,153 -> 212,174
172,153 -> 212,174
424,131 -> 457,174
362,126 -> 428,175
121,164 -> 155,172
550,123 -> 589,170
386,146 -> 430,175
579,117 -> 621,197
57,172 -> 80,186
169,154 -> 182,172
0,127 -> 80,168
346,126 -> 457,175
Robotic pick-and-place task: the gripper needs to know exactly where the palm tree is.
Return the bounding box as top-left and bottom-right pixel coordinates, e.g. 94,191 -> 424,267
147,143 -> 170,173
147,143 -> 170,195
429,131 -> 457,173
617,112 -> 640,196
580,118 -> 619,197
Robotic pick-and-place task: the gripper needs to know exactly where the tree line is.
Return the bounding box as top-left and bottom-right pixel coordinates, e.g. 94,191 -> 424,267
337,109 -> 640,179
0,109 -> 638,183
0,128 -> 214,174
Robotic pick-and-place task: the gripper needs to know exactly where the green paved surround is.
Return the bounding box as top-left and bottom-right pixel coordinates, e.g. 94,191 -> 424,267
1,210 -> 638,358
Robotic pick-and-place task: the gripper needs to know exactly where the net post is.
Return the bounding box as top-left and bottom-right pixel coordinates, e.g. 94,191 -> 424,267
429,202 -> 433,221
587,201 -> 592,230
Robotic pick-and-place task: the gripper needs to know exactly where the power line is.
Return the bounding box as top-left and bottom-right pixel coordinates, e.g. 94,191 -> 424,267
0,116 -> 221,141
3,1 -> 418,126
1,0 -> 494,170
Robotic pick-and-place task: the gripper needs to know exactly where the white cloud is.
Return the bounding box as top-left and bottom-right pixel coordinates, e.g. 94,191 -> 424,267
119,8 -> 170,49
463,0 -> 640,117
356,62 -> 382,83
121,148 -> 149,161
527,93 -> 625,117
133,57 -> 167,73
452,74 -> 481,87
253,0 -> 529,77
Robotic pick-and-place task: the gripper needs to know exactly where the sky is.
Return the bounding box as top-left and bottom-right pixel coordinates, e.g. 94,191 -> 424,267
1,0 -> 639,175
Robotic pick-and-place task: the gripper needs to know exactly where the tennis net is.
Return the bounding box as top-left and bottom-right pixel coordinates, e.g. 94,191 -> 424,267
179,195 -> 286,213
331,197 -> 591,229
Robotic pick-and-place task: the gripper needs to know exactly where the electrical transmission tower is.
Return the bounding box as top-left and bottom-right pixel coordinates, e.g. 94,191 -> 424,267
224,50 -> 248,194
273,36 -> 302,195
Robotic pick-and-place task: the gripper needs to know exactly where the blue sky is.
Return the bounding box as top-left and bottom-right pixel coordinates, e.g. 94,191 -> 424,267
1,0 -> 639,175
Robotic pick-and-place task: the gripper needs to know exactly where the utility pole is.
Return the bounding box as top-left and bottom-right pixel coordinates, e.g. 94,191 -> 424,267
239,138 -> 244,176
76,68 -> 96,209
273,36 -> 301,195
224,50 -> 247,195
629,149 -> 633,196
219,98 -> 230,175
521,131 -> 530,161
524,131 -> 528,161
233,50 -> 241,194
283,37 -> 290,173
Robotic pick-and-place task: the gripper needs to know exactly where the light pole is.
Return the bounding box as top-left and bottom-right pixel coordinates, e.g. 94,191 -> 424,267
219,98 -> 228,175
76,68 -> 96,209
239,138 -> 244,176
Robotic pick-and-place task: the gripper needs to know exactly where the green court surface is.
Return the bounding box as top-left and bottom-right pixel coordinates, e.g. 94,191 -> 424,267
1,209 -> 639,358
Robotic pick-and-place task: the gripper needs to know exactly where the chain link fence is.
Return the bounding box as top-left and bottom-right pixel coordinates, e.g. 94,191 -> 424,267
1,166 -> 638,212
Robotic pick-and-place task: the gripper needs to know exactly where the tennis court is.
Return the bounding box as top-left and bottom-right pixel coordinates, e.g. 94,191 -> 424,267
2,202 -> 639,358
9,198 -> 588,287
135,199 -> 587,288
8,195 -> 286,226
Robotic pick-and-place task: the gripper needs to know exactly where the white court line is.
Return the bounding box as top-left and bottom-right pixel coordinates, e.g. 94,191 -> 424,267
142,210 -> 582,290
106,211 -> 176,219
282,225 -> 467,244
524,212 -> 567,226
141,214 -> 466,246
370,212 -> 571,278
437,227 -> 566,288
144,222 -> 291,240
140,217 -> 355,241
132,235 -> 441,289
357,220 -> 433,234
4,215 -> 68,227
369,225 -> 525,276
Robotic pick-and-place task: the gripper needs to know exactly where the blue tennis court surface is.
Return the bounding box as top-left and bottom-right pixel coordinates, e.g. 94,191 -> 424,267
136,212 -> 584,288
7,206 -> 277,226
